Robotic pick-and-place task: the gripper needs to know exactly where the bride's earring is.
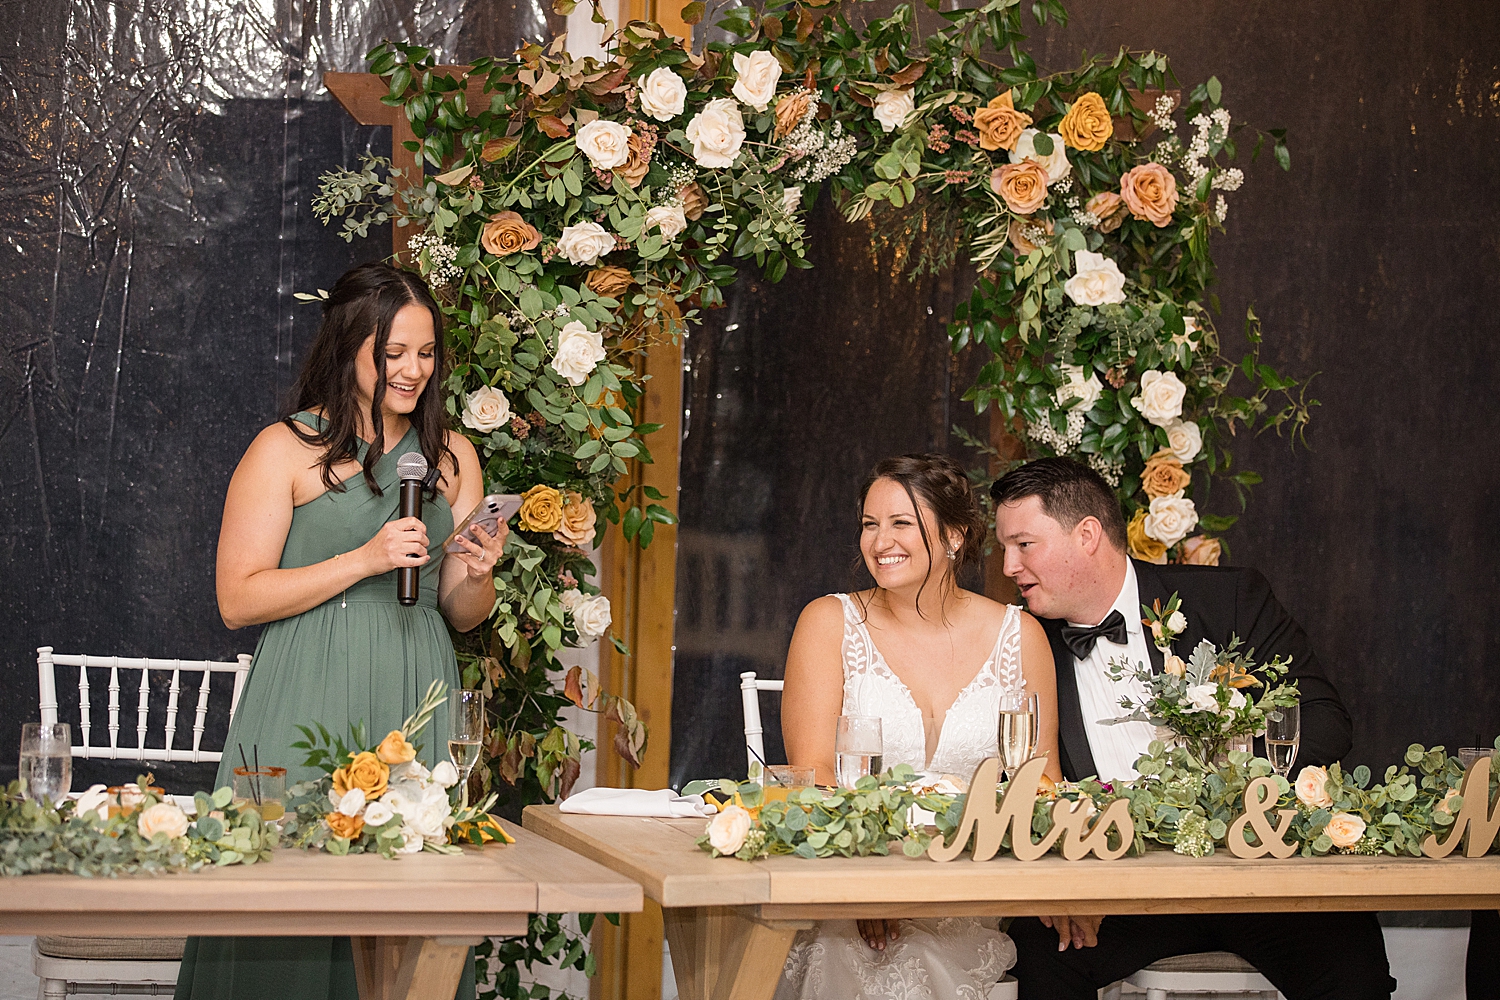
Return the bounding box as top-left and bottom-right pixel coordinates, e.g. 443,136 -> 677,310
945,549 -> 957,560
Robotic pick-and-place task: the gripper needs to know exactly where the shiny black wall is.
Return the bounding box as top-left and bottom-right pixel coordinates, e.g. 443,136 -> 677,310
669,1 -> 1500,786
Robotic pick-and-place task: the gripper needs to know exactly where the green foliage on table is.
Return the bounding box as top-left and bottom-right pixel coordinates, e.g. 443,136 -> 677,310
0,777 -> 275,877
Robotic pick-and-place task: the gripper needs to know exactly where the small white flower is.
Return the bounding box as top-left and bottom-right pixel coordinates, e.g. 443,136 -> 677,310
643,203 -> 687,240
395,824 -> 425,854
390,760 -> 430,784
1144,493 -> 1198,547
362,800 -> 394,826
1010,129 -> 1071,183
337,787 -> 366,818
550,320 -> 607,387
1227,689 -> 1247,711
780,185 -> 803,214
1184,683 -> 1219,714
637,67 -> 687,121
575,119 -> 633,171
461,385 -> 513,433
432,760 -> 460,788
685,99 -> 747,168
730,50 -> 782,112
1056,363 -> 1103,411
872,89 -> 915,133
556,222 -> 615,266
1132,370 -> 1188,427
571,593 -> 612,639
1063,251 -> 1127,307
1165,419 -> 1202,463
1166,610 -> 1187,634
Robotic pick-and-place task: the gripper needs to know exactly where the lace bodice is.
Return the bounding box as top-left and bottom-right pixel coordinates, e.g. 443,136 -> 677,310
834,594 -> 1024,778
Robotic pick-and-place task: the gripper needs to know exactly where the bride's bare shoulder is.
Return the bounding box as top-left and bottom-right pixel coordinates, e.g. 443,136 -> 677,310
796,593 -> 848,633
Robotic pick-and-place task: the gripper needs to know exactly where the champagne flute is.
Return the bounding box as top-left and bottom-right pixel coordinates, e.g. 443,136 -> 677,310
834,716 -> 883,789
999,692 -> 1039,780
448,690 -> 485,805
1265,702 -> 1301,777
19,723 -> 72,806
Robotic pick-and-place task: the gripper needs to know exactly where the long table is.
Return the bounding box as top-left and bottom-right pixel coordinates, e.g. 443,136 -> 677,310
0,818 -> 641,1000
524,805 -> 1500,1000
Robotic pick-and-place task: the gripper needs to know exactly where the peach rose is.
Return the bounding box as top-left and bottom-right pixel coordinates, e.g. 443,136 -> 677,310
1085,191 -> 1129,233
973,91 -> 1032,152
1435,788 -> 1462,815
481,212 -> 542,257
332,751 -> 389,800
1325,812 -> 1367,849
1141,448 -> 1193,500
586,266 -> 633,300
774,91 -> 813,141
553,493 -> 598,547
1120,162 -> 1179,227
707,804 -> 752,854
1295,765 -> 1334,808
326,811 -> 366,840
519,484 -> 564,533
680,182 -> 708,221
991,160 -> 1050,215
137,802 -> 190,840
1180,535 -> 1222,566
1008,216 -> 1054,254
617,131 -> 652,188
1127,508 -> 1167,564
1058,92 -> 1113,151
376,729 -> 417,765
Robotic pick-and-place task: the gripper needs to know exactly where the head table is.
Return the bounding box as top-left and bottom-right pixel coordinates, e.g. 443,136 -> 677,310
0,818 -> 641,1000
523,805 -> 1500,1000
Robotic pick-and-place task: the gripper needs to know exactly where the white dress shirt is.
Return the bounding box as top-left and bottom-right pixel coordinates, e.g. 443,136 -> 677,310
1070,560 -> 1158,782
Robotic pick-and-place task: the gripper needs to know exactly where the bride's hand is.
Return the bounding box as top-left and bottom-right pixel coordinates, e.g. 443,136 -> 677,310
857,918 -> 900,951
1039,914 -> 1103,950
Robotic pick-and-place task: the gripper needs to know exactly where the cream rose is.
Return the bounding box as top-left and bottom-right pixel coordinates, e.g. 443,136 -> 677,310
1132,370 -> 1188,427
781,185 -> 803,214
685,99 -> 746,168
556,222 -> 615,266
362,800 -> 394,826
644,204 -> 687,240
1325,812 -> 1367,849
1295,766 -> 1334,808
1063,250 -> 1127,307
461,386 -> 513,433
1167,610 -> 1187,634
637,67 -> 687,121
1010,129 -> 1071,183
873,88 -> 915,133
1165,418 -> 1202,463
550,321 -> 606,386
1180,535 -> 1222,566
1056,364 -> 1102,411
1144,493 -> 1198,547
1163,654 -> 1187,677
707,804 -> 753,854
395,825 -> 424,854
1184,683 -> 1219,714
575,120 -> 633,171
137,801 -> 190,840
431,760 -> 460,788
731,51 -> 782,112
572,594 -> 612,639
558,588 -> 586,615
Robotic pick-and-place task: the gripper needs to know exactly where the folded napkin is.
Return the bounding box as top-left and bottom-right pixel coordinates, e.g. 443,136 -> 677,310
559,787 -> 716,818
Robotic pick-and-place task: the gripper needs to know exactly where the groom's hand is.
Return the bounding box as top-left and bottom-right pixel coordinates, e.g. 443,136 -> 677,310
857,919 -> 900,951
1040,914 -> 1103,950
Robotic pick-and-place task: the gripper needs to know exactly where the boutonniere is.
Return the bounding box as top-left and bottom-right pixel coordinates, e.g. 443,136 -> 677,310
1142,593 -> 1187,653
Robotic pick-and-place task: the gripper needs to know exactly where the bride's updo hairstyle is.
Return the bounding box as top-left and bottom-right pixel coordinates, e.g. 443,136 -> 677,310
858,453 -> 989,608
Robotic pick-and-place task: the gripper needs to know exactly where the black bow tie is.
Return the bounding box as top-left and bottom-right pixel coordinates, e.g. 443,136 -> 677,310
1061,610 -> 1129,660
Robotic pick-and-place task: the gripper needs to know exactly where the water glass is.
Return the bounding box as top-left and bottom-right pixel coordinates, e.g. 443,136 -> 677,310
1264,703 -> 1301,777
19,723 -> 72,806
1458,747 -> 1495,772
448,689 -> 485,784
998,692 -> 1039,779
834,716 -> 883,789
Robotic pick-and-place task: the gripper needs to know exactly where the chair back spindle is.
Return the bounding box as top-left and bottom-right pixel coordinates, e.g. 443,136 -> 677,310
739,671 -> 784,776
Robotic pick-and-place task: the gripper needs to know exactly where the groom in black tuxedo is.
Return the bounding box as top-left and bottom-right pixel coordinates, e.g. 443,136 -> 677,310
991,458 -> 1396,1000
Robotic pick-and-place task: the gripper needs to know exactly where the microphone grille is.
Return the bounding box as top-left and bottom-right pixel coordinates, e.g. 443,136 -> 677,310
396,452 -> 429,481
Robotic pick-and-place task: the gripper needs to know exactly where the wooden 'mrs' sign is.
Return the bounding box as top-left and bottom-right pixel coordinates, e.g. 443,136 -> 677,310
1422,755 -> 1500,858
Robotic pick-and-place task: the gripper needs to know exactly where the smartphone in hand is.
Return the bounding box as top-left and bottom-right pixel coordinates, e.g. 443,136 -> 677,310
444,494 -> 521,554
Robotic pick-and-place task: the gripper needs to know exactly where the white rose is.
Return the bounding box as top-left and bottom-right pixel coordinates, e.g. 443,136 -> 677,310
643,204 -> 687,240
1166,610 -> 1187,634
1132,370 -> 1188,426
1325,812 -> 1367,849
550,320 -> 606,386
781,185 -> 803,214
431,760 -> 460,788
706,804 -> 753,854
362,800 -> 394,827
731,51 -> 782,112
137,802 -> 190,840
873,88 -> 915,133
1184,683 -> 1219,714
461,385 -> 513,433
1010,129 -> 1071,183
637,67 -> 687,121
685,99 -> 746,168
1173,316 -> 1201,349
75,784 -> 110,822
1063,250 -> 1127,307
1143,493 -> 1198,547
1295,765 -> 1334,808
1227,689 -> 1247,711
575,119 -> 632,171
558,587 -> 586,614
337,787 -> 366,818
1165,418 -> 1202,463
572,593 -> 612,639
411,785 -> 452,844
1055,363 -> 1103,411
390,760 -> 430,785
395,824 -> 424,854
556,221 -> 615,266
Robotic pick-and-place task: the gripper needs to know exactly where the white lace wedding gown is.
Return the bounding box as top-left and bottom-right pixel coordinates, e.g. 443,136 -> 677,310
774,594 -> 1023,1000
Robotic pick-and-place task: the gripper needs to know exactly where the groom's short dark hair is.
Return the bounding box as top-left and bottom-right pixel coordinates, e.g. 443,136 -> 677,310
990,458 -> 1128,551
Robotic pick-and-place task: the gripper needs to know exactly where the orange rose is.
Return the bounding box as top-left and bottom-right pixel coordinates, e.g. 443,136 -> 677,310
1141,448 -> 1192,500
553,493 -> 598,547
1127,509 -> 1167,564
973,91 -> 1032,152
680,182 -> 708,222
481,212 -> 542,256
586,266 -> 634,300
1085,191 -> 1129,233
991,160 -> 1049,215
1058,92 -> 1113,151
1008,216 -> 1054,254
518,484 -> 564,533
774,91 -> 813,142
376,729 -> 417,765
1120,162 -> 1179,227
331,751 -> 389,799
325,812 -> 365,840
617,132 -> 652,188
1180,535 -> 1222,566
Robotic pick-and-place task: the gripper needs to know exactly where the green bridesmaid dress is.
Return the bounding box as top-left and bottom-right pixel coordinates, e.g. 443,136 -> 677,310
175,412 -> 476,1000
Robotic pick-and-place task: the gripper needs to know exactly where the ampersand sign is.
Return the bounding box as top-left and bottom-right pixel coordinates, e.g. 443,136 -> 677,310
1227,776 -> 1299,859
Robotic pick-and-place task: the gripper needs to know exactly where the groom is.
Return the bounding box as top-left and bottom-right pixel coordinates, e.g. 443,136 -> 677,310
991,458 -> 1396,1000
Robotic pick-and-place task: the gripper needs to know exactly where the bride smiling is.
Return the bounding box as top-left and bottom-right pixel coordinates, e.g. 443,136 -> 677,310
778,453 -> 1061,1000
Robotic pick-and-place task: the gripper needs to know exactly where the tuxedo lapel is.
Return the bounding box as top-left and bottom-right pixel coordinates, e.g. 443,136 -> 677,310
1130,558 -> 1168,674
1040,617 -> 1099,781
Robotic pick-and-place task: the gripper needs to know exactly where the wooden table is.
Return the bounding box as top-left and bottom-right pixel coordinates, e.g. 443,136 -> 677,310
524,805 -> 1500,1000
0,819 -> 641,1000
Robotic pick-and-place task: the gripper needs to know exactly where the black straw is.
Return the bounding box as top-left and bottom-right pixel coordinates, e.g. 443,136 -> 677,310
253,745 -> 261,805
746,743 -> 783,785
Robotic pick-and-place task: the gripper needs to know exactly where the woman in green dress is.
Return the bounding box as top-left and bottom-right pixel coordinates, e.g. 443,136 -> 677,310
175,262 -> 506,1000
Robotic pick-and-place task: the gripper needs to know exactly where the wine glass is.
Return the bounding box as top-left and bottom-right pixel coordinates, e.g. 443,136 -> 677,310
834,716 -> 883,789
448,690 -> 485,803
1265,702 -> 1301,777
998,692 -> 1039,780
19,723 -> 72,806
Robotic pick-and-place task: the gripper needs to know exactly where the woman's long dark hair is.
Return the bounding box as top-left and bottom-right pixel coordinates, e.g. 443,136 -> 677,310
284,262 -> 453,496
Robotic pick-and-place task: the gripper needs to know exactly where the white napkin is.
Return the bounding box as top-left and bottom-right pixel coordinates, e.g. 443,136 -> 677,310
559,787 -> 716,818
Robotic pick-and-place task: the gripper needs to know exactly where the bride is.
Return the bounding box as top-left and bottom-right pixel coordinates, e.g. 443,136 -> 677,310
778,453 -> 1061,1000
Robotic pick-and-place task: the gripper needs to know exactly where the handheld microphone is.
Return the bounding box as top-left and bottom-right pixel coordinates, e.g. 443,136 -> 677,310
396,452 -> 429,607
